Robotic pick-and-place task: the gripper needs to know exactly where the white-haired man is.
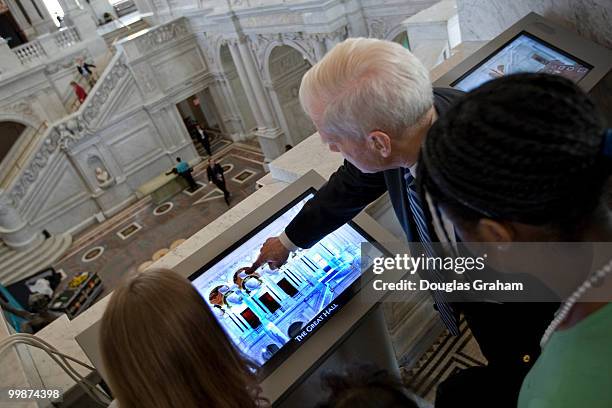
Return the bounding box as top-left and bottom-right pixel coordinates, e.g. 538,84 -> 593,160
251,38 -> 554,406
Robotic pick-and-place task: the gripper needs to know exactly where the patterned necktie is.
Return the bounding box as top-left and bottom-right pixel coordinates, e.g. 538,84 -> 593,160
405,171 -> 460,336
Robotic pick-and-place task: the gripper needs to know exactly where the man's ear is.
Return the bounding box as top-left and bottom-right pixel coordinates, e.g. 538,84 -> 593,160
368,130 -> 392,158
475,219 -> 514,242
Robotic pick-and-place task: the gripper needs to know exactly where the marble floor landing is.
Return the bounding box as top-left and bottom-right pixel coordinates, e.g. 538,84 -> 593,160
54,141 -> 266,302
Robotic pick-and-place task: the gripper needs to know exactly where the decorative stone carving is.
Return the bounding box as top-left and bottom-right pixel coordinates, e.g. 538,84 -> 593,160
367,16 -> 410,40
135,19 -> 190,53
368,18 -> 387,39
81,58 -> 130,124
200,32 -> 224,69
44,50 -> 92,75
248,32 -> 316,78
0,100 -> 40,126
8,54 -> 129,205
240,13 -> 302,29
95,167 -> 110,183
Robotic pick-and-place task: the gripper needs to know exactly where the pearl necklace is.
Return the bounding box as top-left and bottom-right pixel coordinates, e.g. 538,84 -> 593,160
540,257 -> 612,347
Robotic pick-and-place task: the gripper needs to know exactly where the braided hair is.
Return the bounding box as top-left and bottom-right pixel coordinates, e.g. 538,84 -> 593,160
419,73 -> 610,234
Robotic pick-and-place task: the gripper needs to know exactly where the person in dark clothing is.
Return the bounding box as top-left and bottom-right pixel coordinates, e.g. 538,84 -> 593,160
206,158 -> 230,205
249,38 -> 557,407
419,74 -> 610,407
167,157 -> 198,192
196,124 -> 212,156
76,58 -> 97,87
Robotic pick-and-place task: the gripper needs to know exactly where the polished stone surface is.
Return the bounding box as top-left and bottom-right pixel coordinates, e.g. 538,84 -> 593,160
55,143 -> 265,301
457,0 -> 612,49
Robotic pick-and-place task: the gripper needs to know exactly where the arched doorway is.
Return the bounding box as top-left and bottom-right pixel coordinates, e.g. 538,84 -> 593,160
392,31 -> 410,50
0,121 -> 30,188
267,45 -> 315,146
220,44 -> 257,133
0,121 -> 27,163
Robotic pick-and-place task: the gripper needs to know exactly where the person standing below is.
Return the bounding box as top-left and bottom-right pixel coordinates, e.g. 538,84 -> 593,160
196,124 -> 212,156
70,81 -> 87,104
167,157 -> 198,192
206,158 -> 230,206
250,38 -> 557,407
76,59 -> 97,88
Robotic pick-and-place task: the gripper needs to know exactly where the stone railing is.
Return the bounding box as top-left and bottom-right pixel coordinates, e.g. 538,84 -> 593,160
12,40 -> 47,66
53,26 -> 81,49
6,51 -> 130,207
11,26 -> 82,67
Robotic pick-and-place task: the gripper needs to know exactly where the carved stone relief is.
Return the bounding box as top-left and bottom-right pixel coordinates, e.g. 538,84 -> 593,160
0,100 -> 41,126
240,13 -> 302,28
135,18 -> 190,54
8,55 -> 130,205
44,50 -> 93,75
367,16 -> 408,39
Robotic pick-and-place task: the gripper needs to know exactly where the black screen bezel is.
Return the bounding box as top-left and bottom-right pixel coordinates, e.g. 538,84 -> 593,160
450,31 -> 593,90
187,188 -> 387,379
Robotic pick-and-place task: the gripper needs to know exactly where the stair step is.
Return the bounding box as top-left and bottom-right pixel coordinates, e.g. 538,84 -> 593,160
0,243 -> 11,257
6,235 -> 72,285
0,234 -> 72,285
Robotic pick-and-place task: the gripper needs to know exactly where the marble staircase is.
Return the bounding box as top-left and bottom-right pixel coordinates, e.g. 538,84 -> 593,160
0,234 -> 72,286
100,18 -> 149,48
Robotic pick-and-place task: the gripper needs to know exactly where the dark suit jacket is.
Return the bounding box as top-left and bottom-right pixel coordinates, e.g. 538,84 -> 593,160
285,87 -> 464,248
207,163 -> 225,184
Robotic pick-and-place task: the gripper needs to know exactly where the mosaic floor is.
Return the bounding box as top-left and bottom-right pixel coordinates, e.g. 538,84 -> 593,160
54,140 -> 266,301
401,319 -> 487,403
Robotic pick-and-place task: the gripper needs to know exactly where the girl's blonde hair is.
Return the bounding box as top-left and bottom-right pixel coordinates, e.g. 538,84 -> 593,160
100,268 -> 262,408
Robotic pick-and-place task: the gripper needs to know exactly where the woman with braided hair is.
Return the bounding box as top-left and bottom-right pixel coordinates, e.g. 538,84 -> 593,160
418,73 -> 612,408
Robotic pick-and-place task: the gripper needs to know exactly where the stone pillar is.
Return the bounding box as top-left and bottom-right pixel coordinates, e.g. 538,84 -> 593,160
65,4 -> 108,58
5,0 -> 35,39
228,41 -> 265,127
233,38 -> 286,161
19,0 -> 47,35
209,75 -> 246,140
37,32 -> 61,56
313,39 -> 326,61
0,38 -> 23,75
0,191 -> 40,251
263,79 -> 294,145
236,38 -> 276,128
324,36 -> 341,54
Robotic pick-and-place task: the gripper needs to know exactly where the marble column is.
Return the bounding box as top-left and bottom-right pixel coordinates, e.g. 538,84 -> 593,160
5,0 -> 35,39
234,38 -> 287,161
264,79 -> 294,145
324,36 -> 341,54
0,190 -> 40,251
19,0 -> 48,35
209,75 -> 247,140
236,38 -> 276,128
228,41 -> 265,128
313,38 -> 326,61
0,37 -> 22,74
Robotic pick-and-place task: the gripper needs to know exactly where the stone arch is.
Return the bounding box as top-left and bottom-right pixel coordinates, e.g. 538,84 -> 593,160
0,111 -> 40,130
0,121 -> 29,175
266,44 -> 315,145
261,40 -> 316,86
386,25 -> 409,47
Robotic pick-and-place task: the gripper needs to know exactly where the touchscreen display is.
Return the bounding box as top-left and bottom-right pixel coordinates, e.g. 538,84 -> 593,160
189,191 -> 382,376
453,32 -> 591,92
